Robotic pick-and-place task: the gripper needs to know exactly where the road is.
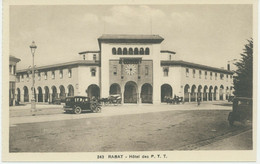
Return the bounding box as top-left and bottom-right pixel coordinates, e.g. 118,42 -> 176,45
9,102 -> 252,152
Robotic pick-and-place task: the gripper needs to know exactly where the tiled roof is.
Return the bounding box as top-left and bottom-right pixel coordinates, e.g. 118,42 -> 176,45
160,50 -> 176,54
99,34 -> 164,40
78,51 -> 100,55
9,55 -> 21,62
161,60 -> 234,74
98,34 -> 164,47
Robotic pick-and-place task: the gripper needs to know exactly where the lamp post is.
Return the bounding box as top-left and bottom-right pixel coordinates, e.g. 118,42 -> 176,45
30,41 -> 37,116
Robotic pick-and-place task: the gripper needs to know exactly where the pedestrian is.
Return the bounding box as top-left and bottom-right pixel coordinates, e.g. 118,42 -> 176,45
197,97 -> 201,106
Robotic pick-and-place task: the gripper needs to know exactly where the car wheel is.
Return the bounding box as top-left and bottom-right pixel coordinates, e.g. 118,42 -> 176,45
74,107 -> 82,114
96,106 -> 101,113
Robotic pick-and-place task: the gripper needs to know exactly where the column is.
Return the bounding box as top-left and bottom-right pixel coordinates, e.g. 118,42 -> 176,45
49,93 -> 53,103
194,92 -> 197,102
121,86 -> 124,104
188,92 -> 191,102
35,94 -> 38,102
206,92 -> 209,101
216,92 -> 219,101
42,93 -> 45,102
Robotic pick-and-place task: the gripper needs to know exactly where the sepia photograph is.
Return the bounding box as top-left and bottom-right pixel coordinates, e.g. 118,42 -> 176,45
3,0 -> 258,162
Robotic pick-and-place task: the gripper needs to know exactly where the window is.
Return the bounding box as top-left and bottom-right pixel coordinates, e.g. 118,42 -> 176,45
123,48 -> 127,55
145,66 -> 149,75
220,73 -> 224,80
140,48 -> 144,55
145,48 -> 150,55
38,72 -> 41,80
199,70 -> 202,78
9,65 -> 12,74
44,72 -> 47,80
118,48 -> 122,55
215,73 -> 217,80
13,66 -> 16,74
112,48 -> 116,55
21,74 -> 24,82
186,68 -> 189,77
91,68 -> 96,77
226,74 -> 228,82
68,69 -> 72,78
134,48 -> 138,55
113,66 -> 117,75
51,71 -> 55,79
210,72 -> 212,80
163,67 -> 169,77
205,71 -> 207,79
129,48 -> 133,55
17,76 -> 20,82
93,54 -> 97,61
59,70 -> 63,79
193,69 -> 196,78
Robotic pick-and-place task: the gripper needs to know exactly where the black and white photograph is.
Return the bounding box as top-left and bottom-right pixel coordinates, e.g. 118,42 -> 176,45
3,0 -> 258,162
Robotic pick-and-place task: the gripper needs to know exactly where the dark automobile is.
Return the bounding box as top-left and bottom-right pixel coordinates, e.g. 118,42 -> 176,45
63,96 -> 101,114
228,97 -> 252,126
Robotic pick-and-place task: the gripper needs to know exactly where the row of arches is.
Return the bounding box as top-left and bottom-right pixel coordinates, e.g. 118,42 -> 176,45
112,47 -> 150,55
183,84 -> 232,102
109,82 -> 153,103
16,85 -> 75,103
15,83 -> 231,104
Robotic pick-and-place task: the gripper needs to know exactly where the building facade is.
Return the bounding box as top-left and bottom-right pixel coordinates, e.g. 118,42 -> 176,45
9,56 -> 20,106
15,34 -> 234,104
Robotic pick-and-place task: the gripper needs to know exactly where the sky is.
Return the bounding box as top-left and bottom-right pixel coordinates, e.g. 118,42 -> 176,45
10,5 -> 253,70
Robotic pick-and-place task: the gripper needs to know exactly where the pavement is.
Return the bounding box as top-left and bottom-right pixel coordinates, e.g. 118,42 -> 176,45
196,129 -> 252,150
9,101 -> 253,151
9,101 -> 232,126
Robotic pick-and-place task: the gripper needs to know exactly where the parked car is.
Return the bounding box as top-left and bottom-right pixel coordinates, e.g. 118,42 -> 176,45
228,97 -> 252,126
63,96 -> 101,114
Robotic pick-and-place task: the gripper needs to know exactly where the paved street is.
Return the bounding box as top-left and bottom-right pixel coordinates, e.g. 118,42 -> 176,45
9,102 -> 252,152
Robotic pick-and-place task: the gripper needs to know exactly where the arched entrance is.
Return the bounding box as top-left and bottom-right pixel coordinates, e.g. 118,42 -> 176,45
141,83 -> 153,103
209,86 -> 213,101
17,88 -> 21,103
203,86 -> 208,101
109,83 -> 121,96
226,87 -> 229,100
86,84 -> 100,98
214,86 -> 218,100
191,85 -> 197,102
23,86 -> 29,102
198,85 -> 202,100
51,86 -> 57,103
184,84 -> 190,102
37,87 -> 43,102
59,85 -> 66,102
161,84 -> 172,102
68,85 -> 74,97
44,86 -> 49,102
219,85 -> 224,100
124,81 -> 138,103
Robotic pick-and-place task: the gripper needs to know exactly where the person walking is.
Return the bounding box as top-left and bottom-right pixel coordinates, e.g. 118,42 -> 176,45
197,97 -> 201,106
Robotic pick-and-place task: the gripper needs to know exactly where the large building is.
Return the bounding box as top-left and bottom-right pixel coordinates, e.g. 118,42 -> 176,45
15,34 -> 234,104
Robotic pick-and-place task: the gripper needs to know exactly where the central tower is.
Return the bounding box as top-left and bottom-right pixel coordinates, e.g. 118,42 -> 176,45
98,34 -> 164,104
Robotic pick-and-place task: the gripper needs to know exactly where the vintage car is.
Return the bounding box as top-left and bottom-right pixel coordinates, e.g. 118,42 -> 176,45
63,96 -> 101,114
228,97 -> 252,126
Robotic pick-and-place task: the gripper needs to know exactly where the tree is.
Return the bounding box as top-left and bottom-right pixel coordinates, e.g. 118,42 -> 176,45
233,39 -> 253,98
